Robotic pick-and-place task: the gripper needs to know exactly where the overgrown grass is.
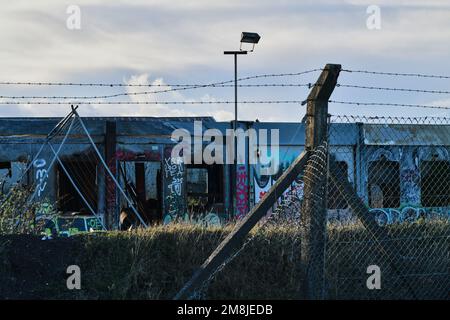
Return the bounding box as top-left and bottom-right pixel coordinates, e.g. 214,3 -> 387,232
1,220 -> 449,299
0,186 -> 58,235
71,223 -> 303,299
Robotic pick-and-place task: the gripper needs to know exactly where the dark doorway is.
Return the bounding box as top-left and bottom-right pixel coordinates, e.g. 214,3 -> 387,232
57,159 -> 98,214
327,161 -> 349,209
421,160 -> 450,207
119,161 -> 162,225
368,159 -> 401,208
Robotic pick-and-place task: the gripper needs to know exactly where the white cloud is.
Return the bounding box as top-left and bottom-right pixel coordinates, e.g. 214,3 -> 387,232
0,1 -> 449,120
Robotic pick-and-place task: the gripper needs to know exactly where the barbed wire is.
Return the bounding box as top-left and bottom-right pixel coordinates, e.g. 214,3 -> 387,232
3,99 -> 448,110
4,81 -> 450,100
330,115 -> 450,124
0,83 -> 312,100
0,100 -> 305,105
336,84 -> 450,95
0,69 -> 322,87
341,69 -> 450,79
328,100 -> 450,110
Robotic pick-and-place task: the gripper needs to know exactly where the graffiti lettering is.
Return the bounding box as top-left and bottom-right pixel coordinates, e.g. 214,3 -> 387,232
33,159 -> 48,197
163,149 -> 185,222
370,206 -> 449,226
236,165 -> 248,218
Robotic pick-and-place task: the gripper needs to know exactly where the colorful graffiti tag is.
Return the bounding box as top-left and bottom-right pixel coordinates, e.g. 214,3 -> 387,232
162,211 -> 222,226
236,165 -> 248,218
370,206 -> 449,226
42,216 -> 104,237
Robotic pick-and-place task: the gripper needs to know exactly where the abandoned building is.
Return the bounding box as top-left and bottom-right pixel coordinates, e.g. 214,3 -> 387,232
0,116 -> 448,232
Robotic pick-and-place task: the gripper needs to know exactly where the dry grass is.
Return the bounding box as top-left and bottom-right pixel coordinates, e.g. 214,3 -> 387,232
0,220 -> 448,299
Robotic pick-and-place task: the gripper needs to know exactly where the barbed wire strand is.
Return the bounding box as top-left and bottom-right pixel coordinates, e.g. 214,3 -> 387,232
4,82 -> 450,100
0,69 -> 322,87
328,100 -> 450,110
0,83 -> 312,100
341,69 -> 450,79
336,84 -> 450,95
0,100 -> 305,105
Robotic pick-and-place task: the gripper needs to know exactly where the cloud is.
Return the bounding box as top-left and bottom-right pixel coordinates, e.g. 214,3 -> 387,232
0,1 -> 449,120
84,73 -> 234,120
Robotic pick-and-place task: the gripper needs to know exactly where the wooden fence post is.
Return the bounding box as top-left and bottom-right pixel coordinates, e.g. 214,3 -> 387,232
105,120 -> 117,230
300,63 -> 341,299
175,151 -> 310,299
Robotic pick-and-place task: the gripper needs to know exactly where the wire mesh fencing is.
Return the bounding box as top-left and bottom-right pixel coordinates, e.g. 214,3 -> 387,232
177,115 -> 449,300
0,110 -> 155,235
0,113 -> 110,234
324,115 -> 450,299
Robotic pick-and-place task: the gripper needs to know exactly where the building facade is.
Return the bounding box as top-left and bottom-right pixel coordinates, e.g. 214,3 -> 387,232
0,117 -> 448,231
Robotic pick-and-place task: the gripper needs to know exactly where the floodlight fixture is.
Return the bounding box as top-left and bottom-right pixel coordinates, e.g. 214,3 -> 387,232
240,32 -> 261,52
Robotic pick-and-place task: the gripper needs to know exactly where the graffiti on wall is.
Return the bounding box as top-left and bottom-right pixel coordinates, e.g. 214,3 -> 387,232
163,147 -> 185,222
165,157 -> 184,196
326,206 -> 449,225
253,155 -> 305,209
254,175 -> 271,203
400,168 -> 421,205
42,215 -> 104,237
369,206 -> 449,226
33,158 -> 49,198
236,165 -> 248,219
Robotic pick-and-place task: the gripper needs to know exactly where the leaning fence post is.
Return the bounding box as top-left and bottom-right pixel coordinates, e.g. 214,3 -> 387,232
300,63 -> 341,299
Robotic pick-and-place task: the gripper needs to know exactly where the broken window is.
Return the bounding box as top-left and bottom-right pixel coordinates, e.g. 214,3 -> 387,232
0,162 -> 12,176
187,164 -> 224,215
0,162 -> 12,193
57,159 -> 98,214
327,161 -> 349,209
0,161 -> 29,193
420,160 -> 450,207
368,159 -> 400,208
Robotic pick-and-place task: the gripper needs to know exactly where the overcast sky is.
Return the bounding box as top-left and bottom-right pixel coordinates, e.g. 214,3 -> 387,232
0,0 -> 449,120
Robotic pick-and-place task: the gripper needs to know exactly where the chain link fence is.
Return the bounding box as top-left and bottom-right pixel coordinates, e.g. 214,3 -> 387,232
178,114 -> 449,300
325,115 -> 450,299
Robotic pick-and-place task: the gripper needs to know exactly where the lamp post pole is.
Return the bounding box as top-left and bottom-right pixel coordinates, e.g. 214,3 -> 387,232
224,50 -> 247,132
234,52 -> 237,131
224,50 -> 247,218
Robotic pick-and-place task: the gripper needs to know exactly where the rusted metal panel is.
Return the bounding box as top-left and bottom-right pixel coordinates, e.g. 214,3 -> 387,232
0,118 -> 105,136
363,124 -> 450,146
253,122 -> 357,146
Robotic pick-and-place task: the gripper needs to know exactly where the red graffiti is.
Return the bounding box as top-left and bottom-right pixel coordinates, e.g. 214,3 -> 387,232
114,149 -> 161,161
236,165 -> 248,219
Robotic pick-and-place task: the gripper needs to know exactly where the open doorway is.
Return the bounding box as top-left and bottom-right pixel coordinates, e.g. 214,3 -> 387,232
119,161 -> 162,225
368,159 -> 401,208
57,158 -> 98,214
421,160 -> 450,207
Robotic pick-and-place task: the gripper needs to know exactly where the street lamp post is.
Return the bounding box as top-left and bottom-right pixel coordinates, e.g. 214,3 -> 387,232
223,50 -> 247,133
224,32 -> 260,218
